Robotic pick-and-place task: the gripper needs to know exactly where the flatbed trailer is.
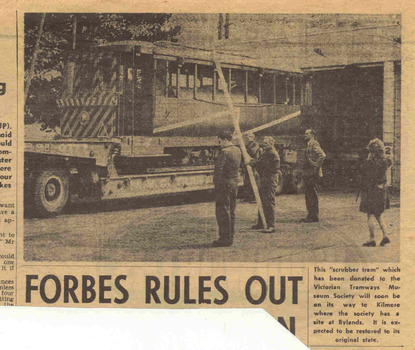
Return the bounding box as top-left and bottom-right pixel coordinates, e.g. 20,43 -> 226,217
24,137 -> 222,216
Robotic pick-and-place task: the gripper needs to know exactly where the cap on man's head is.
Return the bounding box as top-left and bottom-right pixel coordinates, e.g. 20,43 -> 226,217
305,128 -> 315,136
262,136 -> 275,146
218,129 -> 234,141
244,132 -> 255,140
366,138 -> 386,154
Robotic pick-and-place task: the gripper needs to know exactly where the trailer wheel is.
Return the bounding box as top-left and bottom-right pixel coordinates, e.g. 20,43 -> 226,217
275,170 -> 284,195
33,169 -> 69,216
289,168 -> 304,193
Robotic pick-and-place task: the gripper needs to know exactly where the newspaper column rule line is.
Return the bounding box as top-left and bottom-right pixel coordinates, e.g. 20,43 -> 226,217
22,264 -> 307,268
307,267 -> 310,347
15,9 -> 18,306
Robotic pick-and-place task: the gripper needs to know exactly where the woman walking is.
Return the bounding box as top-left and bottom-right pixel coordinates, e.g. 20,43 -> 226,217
359,138 -> 392,247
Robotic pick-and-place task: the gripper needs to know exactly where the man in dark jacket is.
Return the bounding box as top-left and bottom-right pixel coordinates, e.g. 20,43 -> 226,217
301,129 -> 326,222
247,136 -> 280,233
212,130 -> 242,247
241,132 -> 262,202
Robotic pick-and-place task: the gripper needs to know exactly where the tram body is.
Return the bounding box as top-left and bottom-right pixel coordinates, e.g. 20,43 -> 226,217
25,41 -> 310,215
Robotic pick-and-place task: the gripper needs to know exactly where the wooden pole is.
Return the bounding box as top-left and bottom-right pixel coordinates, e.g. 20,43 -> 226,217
211,18 -> 266,229
213,56 -> 267,229
24,13 -> 46,105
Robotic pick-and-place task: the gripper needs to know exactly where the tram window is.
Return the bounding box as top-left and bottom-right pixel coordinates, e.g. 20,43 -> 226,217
231,69 -> 245,103
275,75 -> 287,104
304,79 -> 312,106
155,60 -> 166,97
125,68 -> 143,97
170,73 -> 177,86
247,71 -> 258,103
202,76 -> 212,86
286,78 -> 293,105
196,65 -> 214,102
169,71 -> 177,98
164,62 -> 177,98
180,63 -> 195,99
224,69 -> 256,104
169,73 -> 187,89
80,66 -> 94,93
156,61 -> 195,99
72,54 -> 115,93
64,60 -> 74,95
155,60 -> 175,97
262,74 -> 274,104
126,68 -> 133,95
74,56 -> 94,93
294,77 -> 302,105
95,56 -> 113,91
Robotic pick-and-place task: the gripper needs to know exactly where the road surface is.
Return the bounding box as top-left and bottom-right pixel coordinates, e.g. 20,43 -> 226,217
24,192 -> 400,263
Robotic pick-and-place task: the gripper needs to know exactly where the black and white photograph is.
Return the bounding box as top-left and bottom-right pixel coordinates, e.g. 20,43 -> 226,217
23,13 -> 401,263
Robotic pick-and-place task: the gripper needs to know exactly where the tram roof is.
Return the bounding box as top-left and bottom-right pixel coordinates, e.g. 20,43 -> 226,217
96,40 -> 302,74
217,24 -> 401,71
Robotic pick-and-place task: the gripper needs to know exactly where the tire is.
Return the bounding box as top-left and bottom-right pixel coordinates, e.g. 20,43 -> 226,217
33,169 -> 69,216
275,170 -> 285,195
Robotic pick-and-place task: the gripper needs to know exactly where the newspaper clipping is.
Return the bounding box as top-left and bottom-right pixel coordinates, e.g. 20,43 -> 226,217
0,7 -> 413,349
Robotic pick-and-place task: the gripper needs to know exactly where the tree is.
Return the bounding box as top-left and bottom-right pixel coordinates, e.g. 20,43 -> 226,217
24,13 -> 181,125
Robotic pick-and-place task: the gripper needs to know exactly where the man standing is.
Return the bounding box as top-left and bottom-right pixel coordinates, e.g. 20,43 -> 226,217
213,130 -> 241,247
241,132 -> 262,202
248,136 -> 280,233
302,129 -> 326,223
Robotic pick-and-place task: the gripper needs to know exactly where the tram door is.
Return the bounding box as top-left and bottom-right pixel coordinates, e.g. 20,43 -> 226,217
120,53 -> 154,136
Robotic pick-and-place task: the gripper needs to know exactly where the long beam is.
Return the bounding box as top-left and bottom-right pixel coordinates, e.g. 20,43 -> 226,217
153,110 -> 232,134
244,110 -> 301,134
153,108 -> 301,136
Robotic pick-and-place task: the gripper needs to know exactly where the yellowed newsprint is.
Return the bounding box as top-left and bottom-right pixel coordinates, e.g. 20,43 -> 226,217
0,2 -> 414,349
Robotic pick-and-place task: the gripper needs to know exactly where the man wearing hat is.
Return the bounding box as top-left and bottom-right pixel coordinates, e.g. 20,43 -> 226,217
301,129 -> 326,222
212,130 -> 242,247
247,136 -> 281,233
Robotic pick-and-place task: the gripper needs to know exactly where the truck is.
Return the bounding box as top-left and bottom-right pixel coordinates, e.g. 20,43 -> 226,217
25,41 -> 311,216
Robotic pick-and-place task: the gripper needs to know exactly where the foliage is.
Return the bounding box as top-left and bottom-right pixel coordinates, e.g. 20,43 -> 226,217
25,13 -> 181,125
